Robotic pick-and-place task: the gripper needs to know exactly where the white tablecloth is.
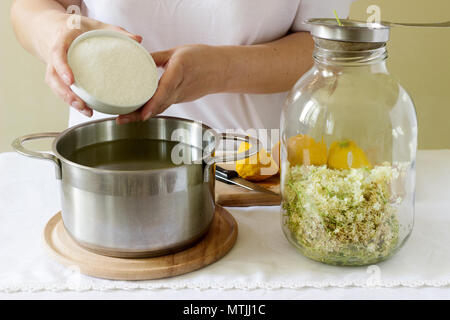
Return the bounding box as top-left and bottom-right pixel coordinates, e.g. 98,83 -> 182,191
1,150 -> 449,300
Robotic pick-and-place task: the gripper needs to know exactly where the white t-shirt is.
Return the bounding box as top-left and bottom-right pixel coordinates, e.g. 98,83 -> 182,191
70,0 -> 353,130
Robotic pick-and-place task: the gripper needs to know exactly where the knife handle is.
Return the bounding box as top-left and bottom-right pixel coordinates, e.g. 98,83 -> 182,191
215,173 -> 234,186
215,166 -> 239,180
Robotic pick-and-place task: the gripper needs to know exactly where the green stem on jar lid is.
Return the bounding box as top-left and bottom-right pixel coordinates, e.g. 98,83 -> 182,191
334,10 -> 343,26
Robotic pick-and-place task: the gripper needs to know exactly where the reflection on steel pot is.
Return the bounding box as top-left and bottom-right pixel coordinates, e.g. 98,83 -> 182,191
12,117 -> 259,258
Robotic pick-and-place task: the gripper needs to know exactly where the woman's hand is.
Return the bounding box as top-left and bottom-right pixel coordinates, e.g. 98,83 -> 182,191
12,1 -> 142,117
44,16 -> 142,117
116,32 -> 314,125
116,44 -> 227,124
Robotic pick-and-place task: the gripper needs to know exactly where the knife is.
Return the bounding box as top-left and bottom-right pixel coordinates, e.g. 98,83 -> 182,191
215,166 -> 279,196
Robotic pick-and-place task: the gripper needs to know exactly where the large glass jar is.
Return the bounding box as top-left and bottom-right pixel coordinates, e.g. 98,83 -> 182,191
280,19 -> 417,266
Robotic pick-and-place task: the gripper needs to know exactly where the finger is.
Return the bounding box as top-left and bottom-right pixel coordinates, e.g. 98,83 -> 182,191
140,66 -> 182,121
109,26 -> 143,43
51,32 -> 77,86
45,65 -> 93,117
151,50 -> 173,67
140,101 -> 173,122
155,102 -> 172,116
115,110 -> 142,125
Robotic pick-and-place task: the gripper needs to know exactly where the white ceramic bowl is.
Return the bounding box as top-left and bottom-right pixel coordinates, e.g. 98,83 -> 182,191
67,30 -> 158,115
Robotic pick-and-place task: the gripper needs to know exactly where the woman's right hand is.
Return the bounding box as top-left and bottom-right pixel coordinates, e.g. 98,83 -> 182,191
44,15 -> 142,117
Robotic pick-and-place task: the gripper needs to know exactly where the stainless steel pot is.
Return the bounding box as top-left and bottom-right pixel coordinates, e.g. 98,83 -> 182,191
12,117 -> 259,258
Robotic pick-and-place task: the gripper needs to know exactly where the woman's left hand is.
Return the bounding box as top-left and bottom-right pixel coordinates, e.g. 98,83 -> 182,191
116,32 -> 314,124
116,44 -> 227,124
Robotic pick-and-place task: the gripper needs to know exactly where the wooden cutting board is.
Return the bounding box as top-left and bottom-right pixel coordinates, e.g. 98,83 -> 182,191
215,163 -> 281,207
43,206 -> 238,281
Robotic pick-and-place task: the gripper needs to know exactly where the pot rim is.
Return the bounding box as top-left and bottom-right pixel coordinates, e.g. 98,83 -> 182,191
51,116 -> 219,175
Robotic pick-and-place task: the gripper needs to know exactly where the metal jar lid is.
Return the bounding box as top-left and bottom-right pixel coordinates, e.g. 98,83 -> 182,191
306,18 -> 390,43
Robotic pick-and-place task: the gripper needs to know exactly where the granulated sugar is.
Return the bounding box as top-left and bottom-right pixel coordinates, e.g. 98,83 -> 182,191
68,36 -> 158,107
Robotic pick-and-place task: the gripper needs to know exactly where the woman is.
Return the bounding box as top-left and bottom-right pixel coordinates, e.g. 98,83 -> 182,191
11,0 -> 353,131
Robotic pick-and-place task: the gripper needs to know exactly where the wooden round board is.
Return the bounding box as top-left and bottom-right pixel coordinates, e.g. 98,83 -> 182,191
43,206 -> 238,281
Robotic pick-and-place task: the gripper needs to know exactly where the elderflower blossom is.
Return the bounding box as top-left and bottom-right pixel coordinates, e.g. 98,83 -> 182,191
282,163 -> 403,265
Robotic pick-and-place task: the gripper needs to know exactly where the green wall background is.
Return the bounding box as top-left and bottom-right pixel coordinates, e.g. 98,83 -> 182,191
350,0 -> 450,149
1,0 -> 449,151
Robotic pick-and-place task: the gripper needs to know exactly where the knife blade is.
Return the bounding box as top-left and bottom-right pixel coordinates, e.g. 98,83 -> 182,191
215,166 -> 279,196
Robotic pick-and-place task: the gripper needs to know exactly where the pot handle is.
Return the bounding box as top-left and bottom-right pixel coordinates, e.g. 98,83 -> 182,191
12,133 -> 62,179
207,133 -> 261,164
